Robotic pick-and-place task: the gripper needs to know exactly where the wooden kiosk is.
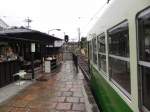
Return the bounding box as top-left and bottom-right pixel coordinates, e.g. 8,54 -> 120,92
0,28 -> 62,88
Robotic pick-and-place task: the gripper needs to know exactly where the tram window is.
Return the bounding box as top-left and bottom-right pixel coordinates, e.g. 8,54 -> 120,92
138,11 -> 150,62
109,57 -> 131,94
138,8 -> 150,111
92,38 -> 97,65
98,54 -> 106,73
140,66 -> 150,111
89,41 -> 92,60
108,21 -> 129,57
97,33 -> 105,53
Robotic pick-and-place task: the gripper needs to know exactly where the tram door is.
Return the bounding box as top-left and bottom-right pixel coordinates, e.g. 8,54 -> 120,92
137,8 -> 150,112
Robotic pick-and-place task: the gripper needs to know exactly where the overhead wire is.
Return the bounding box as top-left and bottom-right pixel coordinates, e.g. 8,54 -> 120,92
81,1 -> 109,36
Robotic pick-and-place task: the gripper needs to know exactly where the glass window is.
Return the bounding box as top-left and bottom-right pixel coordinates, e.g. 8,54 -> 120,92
138,8 -> 150,112
97,33 -> 105,53
97,32 -> 106,74
109,57 -> 131,94
138,10 -> 150,62
108,21 -> 131,96
98,54 -> 106,73
140,66 -> 150,111
92,38 -> 97,65
89,41 -> 92,60
108,21 -> 129,57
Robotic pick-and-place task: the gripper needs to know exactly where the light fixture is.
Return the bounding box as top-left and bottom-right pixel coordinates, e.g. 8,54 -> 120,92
48,29 -> 61,34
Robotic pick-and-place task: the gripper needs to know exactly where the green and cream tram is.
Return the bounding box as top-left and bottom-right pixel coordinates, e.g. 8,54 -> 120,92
87,0 -> 150,112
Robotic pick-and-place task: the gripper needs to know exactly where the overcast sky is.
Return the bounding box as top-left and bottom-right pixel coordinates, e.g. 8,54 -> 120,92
0,0 -> 107,41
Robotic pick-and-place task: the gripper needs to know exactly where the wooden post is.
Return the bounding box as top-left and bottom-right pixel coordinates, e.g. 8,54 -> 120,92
31,52 -> 34,79
31,43 -> 35,79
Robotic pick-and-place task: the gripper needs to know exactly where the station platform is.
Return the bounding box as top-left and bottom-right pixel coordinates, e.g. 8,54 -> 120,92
0,61 -> 99,112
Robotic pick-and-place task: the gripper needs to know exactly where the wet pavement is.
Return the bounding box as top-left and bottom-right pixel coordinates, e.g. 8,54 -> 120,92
0,61 -> 95,112
0,80 -> 32,104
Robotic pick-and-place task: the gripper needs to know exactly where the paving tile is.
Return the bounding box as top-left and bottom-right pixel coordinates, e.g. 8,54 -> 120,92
55,92 -> 62,97
66,85 -> 72,88
70,88 -> 81,92
66,82 -> 73,85
28,108 -> 50,112
77,81 -> 83,85
13,107 -> 29,112
72,103 -> 85,111
80,98 -> 85,103
66,97 -> 79,103
57,97 -> 66,102
12,100 -> 29,108
60,87 -> 70,91
41,102 -> 57,109
49,103 -> 57,109
72,85 -> 82,88
53,110 -> 64,112
73,92 -> 83,97
66,110 -> 81,112
56,103 -> 72,110
23,94 -> 37,101
28,101 -> 42,108
62,92 -> 72,97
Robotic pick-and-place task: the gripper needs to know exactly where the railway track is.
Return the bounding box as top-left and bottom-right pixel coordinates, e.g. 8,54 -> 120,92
78,55 -> 90,81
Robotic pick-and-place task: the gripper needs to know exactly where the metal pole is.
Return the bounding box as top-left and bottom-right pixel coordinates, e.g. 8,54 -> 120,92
78,27 -> 80,47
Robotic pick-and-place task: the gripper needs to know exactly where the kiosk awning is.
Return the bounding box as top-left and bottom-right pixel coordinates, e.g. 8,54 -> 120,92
0,28 -> 62,44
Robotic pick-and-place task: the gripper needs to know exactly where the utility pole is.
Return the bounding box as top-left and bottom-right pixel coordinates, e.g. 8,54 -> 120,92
107,0 -> 110,4
78,17 -> 81,48
25,17 -> 32,29
78,27 -> 81,47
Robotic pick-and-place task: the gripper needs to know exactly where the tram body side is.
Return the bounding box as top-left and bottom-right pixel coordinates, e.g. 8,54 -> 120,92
87,0 -> 150,112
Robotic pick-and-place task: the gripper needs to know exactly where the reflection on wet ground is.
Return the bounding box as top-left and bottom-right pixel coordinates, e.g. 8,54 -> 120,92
0,61 -> 90,112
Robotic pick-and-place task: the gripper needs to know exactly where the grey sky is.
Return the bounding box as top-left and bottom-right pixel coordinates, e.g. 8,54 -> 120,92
0,0 -> 106,40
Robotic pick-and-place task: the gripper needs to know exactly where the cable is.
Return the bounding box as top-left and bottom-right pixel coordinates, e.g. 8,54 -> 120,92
80,1 -> 109,37
85,2 -> 107,29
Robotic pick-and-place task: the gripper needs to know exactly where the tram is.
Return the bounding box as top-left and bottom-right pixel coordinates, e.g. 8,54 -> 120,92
87,0 -> 150,112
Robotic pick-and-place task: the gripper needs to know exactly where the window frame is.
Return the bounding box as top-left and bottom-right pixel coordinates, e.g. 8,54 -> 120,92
136,7 -> 150,112
92,34 -> 98,65
108,20 -> 129,57
107,20 -> 131,98
89,41 -> 93,61
97,33 -> 106,53
97,32 -> 107,74
109,57 -> 131,98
